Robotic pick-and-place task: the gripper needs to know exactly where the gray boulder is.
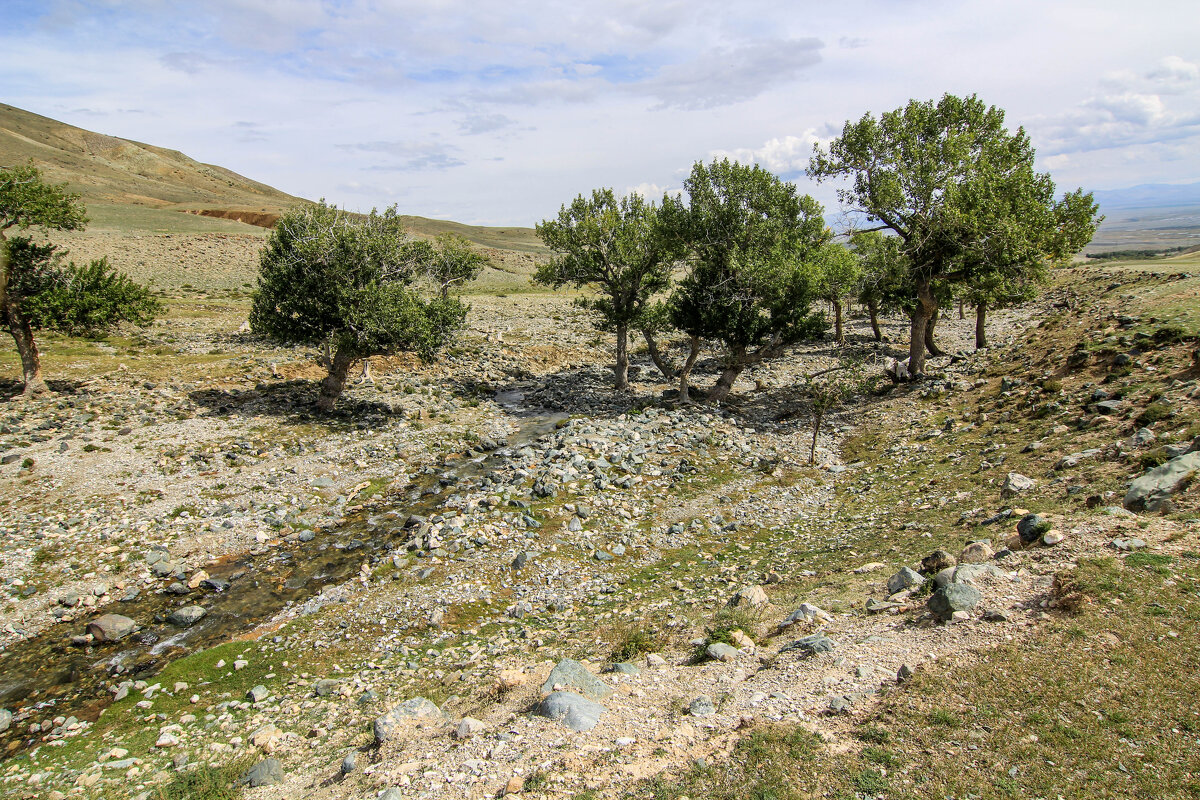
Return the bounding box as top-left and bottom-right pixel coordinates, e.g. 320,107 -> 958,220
241,758 -> 284,787
536,691 -> 606,732
167,606 -> 206,627
86,614 -> 136,642
1124,452 -> 1200,512
1001,472 -> 1035,498
783,633 -> 836,657
1016,514 -> 1051,545
886,567 -> 924,594
0,709 -> 10,733
928,584 -> 982,620
950,564 -> 1003,586
540,659 -> 613,701
688,695 -> 716,717
373,697 -> 445,744
705,642 -> 740,662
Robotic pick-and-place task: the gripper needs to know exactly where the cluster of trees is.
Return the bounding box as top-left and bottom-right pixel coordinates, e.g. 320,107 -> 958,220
1,163 -> 161,398
250,202 -> 488,410
537,94 -> 1101,395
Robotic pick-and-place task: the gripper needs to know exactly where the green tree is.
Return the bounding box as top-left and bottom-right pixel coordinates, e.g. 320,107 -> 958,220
535,189 -> 682,390
809,93 -> 1100,377
813,242 -> 861,345
666,158 -> 828,403
1,163 -> 88,396
250,202 -> 466,411
850,231 -> 907,342
423,233 -> 489,299
960,265 -> 1045,349
801,361 -> 868,464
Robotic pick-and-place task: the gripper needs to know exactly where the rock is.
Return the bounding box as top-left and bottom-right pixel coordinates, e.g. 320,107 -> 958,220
1016,514 -> 1051,545
688,695 -> 716,717
645,653 -> 667,667
886,566 -> 924,594
783,634 -> 836,657
250,725 -> 283,752
340,751 -> 355,774
885,358 -> 911,382
167,606 -> 206,627
540,659 -> 613,701
897,664 -> 914,683
86,614 -> 136,642
200,577 -> 230,593
609,662 -> 640,675
920,550 -> 956,575
1124,452 -> 1200,512
379,789 -> 405,800
959,541 -> 994,564
1133,427 -> 1157,447
729,629 -> 755,652
536,691 -> 607,732
1111,537 -> 1147,552
1001,472 -> 1036,498
730,585 -> 769,607
241,758 -> 284,788
0,709 -> 10,733
247,685 -> 269,704
779,602 -> 833,629
1042,531 -> 1065,546
373,697 -> 445,744
155,732 -> 179,748
865,598 -> 902,613
454,717 -> 487,739
928,584 -> 982,620
951,564 -> 1003,586
705,642 -> 740,662
314,678 -> 342,697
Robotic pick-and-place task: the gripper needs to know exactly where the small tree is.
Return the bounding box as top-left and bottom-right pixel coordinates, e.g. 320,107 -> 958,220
1,163 -> 88,396
423,233 -> 489,299
810,93 -> 1101,377
850,231 -> 907,342
535,189 -> 682,390
801,362 -> 867,464
250,202 -> 466,411
813,242 -> 861,345
666,159 -> 828,403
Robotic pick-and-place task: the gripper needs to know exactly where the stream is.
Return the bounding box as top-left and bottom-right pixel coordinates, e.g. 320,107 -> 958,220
0,389 -> 566,756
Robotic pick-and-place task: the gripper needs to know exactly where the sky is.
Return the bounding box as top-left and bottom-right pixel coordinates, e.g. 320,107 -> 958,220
3,0 -> 1199,226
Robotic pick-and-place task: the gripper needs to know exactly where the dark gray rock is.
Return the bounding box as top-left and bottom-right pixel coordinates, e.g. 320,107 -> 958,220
540,659 -> 613,701
928,584 -> 982,620
783,634 -> 836,657
688,695 -> 716,717
920,549 -> 956,575
1016,514 -> 1051,544
314,678 -> 342,697
535,691 -> 606,732
609,662 -> 640,675
886,566 -> 924,594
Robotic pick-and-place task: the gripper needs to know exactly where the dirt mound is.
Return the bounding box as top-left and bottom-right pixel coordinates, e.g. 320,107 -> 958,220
188,209 -> 281,228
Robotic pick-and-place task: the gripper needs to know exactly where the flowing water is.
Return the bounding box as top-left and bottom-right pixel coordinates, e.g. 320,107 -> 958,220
0,391 -> 565,756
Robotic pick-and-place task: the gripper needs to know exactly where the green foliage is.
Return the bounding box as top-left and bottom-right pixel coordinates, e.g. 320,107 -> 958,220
0,162 -> 88,234
10,239 -> 161,336
814,240 -> 861,305
668,159 -> 828,354
423,232 -> 489,298
250,201 -> 465,408
535,188 -> 682,387
152,758 -> 251,800
1136,401 -> 1173,427
810,94 -> 1101,371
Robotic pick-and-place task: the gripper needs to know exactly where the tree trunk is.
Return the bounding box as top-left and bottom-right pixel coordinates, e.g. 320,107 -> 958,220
642,329 -> 675,380
958,299 -> 965,319
5,297 -> 48,398
708,345 -> 746,404
613,324 -> 629,391
810,412 -> 822,465
678,336 -> 701,404
867,298 -> 882,341
975,302 -> 988,349
317,346 -> 356,412
907,277 -> 937,378
924,306 -> 945,357
833,300 -> 844,345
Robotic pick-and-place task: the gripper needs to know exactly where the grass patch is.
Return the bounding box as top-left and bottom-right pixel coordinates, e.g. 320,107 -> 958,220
153,757 -> 253,800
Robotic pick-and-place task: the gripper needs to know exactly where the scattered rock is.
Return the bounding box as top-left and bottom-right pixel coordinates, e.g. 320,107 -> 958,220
535,691 -> 606,732
730,584 -> 769,607
540,659 -> 613,701
241,758 -> 284,788
1124,452 -> 1200,512
1042,531 -> 1065,546
778,603 -> 833,629
688,695 -> 716,717
920,549 -> 956,575
1001,472 -> 1035,498
886,566 -> 924,594
166,606 -> 206,627
929,584 -> 982,620
705,642 -> 741,662
86,614 -> 136,643
959,541 -> 994,564
1016,514 -> 1051,545
782,634 -> 836,658
373,698 -> 445,744
454,717 -> 487,739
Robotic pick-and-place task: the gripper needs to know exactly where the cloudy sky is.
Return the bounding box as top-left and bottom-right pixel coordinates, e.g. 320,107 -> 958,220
3,0 -> 1199,225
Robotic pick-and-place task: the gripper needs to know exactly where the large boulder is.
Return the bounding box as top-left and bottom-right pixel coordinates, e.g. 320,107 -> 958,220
1016,514 -> 1051,545
730,585 -> 769,607
241,758 -> 284,787
373,697 -> 445,744
536,691 -> 606,732
86,614 -> 136,642
928,584 -> 982,620
167,606 -> 207,627
540,659 -> 613,702
1124,452 -> 1200,512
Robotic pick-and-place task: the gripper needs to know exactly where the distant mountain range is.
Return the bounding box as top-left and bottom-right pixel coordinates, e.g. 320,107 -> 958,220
1093,181 -> 1200,211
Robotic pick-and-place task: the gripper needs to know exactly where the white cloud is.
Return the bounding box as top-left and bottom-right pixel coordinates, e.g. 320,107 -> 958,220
710,131 -> 826,174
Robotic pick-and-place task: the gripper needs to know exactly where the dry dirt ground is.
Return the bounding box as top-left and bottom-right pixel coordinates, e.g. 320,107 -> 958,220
1,233 -> 1198,800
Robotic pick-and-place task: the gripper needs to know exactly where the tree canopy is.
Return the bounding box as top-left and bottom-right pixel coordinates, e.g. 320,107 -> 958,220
535,189 -> 682,390
667,158 -> 829,402
809,93 -> 1100,376
251,202 -> 466,411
